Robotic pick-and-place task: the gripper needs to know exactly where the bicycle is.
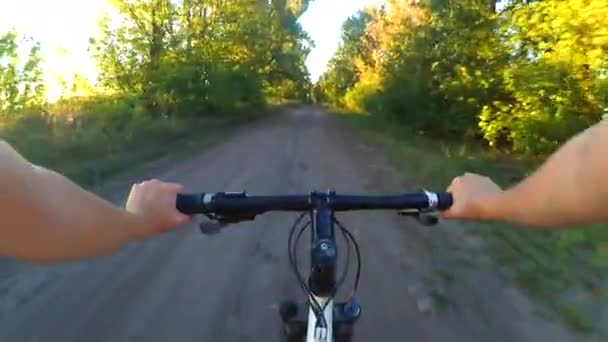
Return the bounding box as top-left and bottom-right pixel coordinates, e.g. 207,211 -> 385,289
176,189 -> 453,342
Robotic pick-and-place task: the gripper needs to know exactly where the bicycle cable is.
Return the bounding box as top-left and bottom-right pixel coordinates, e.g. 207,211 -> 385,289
316,217 -> 361,315
288,212 -> 327,329
335,224 -> 351,293
334,218 -> 361,296
288,213 -> 362,330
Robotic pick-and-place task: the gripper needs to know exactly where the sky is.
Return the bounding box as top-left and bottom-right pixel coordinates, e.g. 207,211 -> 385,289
298,0 -> 383,82
0,0 -> 113,99
0,0 -> 382,99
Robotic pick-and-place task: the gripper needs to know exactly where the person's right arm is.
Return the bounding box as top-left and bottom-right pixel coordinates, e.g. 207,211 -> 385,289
444,122 -> 608,228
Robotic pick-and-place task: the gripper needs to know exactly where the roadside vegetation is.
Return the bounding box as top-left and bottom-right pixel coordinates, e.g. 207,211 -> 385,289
317,0 -> 608,335
0,0 -> 313,187
341,112 -> 605,334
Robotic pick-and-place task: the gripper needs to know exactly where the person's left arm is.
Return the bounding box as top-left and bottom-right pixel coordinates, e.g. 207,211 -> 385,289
0,140 -> 189,263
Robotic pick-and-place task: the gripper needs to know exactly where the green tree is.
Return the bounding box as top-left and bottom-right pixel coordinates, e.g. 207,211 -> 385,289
318,0 -> 608,154
316,10 -> 377,107
0,31 -> 46,116
90,0 -> 312,116
479,0 -> 608,153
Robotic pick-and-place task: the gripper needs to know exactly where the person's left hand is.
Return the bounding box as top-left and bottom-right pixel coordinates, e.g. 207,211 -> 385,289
126,179 -> 190,238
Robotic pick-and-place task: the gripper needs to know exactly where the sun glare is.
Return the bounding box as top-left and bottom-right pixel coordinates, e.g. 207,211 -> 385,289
0,0 -> 112,101
1,0 -> 384,101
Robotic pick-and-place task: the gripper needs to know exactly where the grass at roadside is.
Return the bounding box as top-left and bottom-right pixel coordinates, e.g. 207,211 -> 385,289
1,106 -> 274,190
337,111 -> 608,334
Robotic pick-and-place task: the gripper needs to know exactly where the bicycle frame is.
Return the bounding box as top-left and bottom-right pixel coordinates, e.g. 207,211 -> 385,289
305,192 -> 338,342
307,296 -> 333,342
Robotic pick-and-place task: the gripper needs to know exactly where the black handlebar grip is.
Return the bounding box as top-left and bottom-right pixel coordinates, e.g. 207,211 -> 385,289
437,192 -> 453,211
176,193 -> 205,214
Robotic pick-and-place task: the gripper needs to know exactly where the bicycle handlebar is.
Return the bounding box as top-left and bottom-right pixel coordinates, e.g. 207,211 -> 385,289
176,191 -> 453,217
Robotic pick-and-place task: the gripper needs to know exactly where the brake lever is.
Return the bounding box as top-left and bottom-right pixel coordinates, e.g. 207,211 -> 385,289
416,213 -> 439,226
397,209 -> 439,227
199,221 -> 225,235
198,211 -> 257,235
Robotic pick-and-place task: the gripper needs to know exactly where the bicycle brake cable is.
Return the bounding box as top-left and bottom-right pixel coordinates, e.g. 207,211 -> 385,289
288,214 -> 362,329
335,224 -> 351,292
315,217 -> 361,316
334,218 -> 361,296
288,213 -> 327,329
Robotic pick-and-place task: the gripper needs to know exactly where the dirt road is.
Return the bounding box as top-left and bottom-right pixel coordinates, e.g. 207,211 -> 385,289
0,107 -> 594,341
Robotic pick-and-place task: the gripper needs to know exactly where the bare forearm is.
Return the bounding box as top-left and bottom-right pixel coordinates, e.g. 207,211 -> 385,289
0,144 -> 143,262
483,124 -> 608,228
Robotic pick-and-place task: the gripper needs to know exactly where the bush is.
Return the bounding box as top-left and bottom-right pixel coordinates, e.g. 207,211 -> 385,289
1,94 -> 203,177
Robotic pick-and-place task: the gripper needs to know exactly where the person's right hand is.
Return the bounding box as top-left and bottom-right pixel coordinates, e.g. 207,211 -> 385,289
443,173 -> 503,220
125,179 -> 190,239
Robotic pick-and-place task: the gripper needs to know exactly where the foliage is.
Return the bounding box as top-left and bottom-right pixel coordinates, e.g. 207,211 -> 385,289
1,96 -> 253,188
89,0 -> 312,117
0,0 -> 312,182
479,0 -> 608,153
318,0 -> 608,155
0,31 -> 46,116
